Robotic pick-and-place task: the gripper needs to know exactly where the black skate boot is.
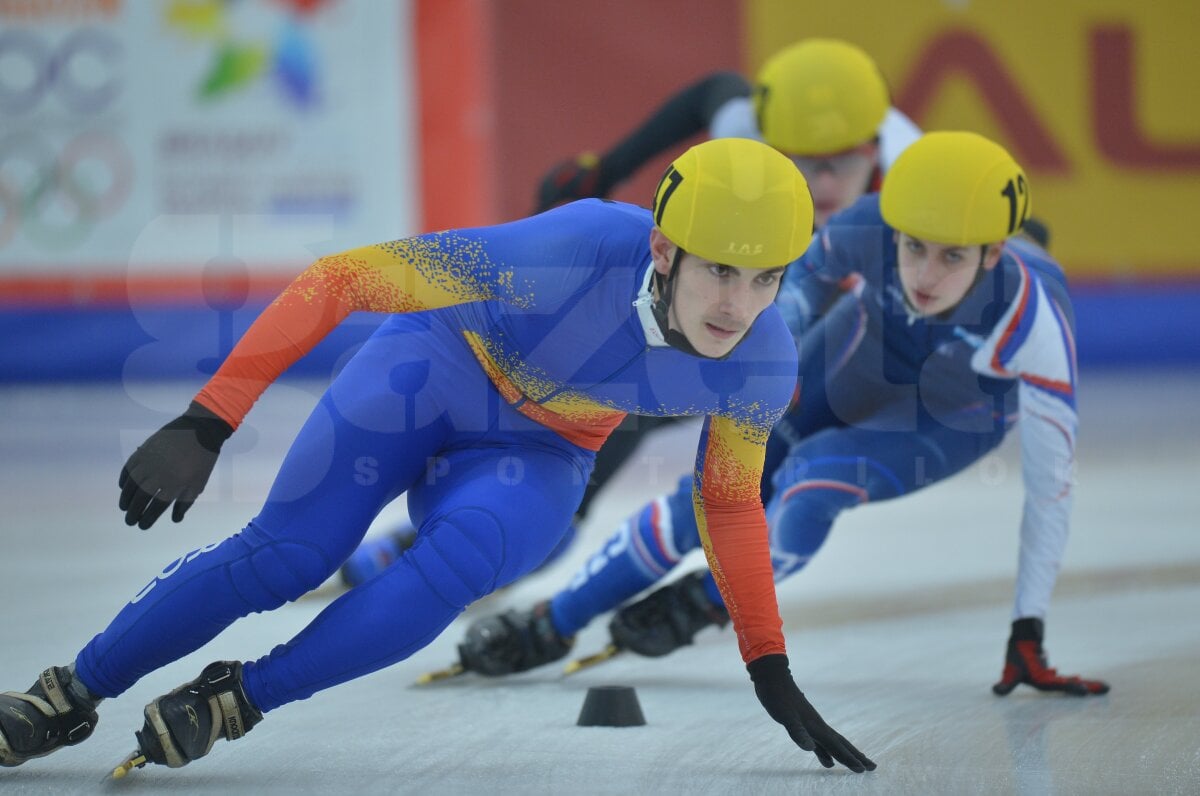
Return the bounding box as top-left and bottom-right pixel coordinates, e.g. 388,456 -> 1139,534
458,601 -> 575,676
132,661 -> 262,770
0,666 -> 99,766
609,570 -> 729,657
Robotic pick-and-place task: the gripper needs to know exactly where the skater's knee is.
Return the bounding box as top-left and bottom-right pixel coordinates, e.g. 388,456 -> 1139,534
767,481 -> 860,562
407,508 -> 507,609
772,477 -> 862,525
227,540 -> 332,608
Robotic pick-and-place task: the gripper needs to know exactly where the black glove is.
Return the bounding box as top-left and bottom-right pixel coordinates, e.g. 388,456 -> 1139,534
118,401 -> 233,529
747,654 -> 875,773
992,618 -> 1110,696
534,152 -> 606,213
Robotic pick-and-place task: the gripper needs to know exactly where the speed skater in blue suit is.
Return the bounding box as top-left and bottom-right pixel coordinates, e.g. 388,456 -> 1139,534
340,37 -> 927,589
454,131 -> 1111,701
0,138 -> 878,775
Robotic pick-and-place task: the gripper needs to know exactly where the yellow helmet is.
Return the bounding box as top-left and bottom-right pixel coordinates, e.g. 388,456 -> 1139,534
880,131 -> 1031,246
753,39 -> 890,156
652,137 -> 813,268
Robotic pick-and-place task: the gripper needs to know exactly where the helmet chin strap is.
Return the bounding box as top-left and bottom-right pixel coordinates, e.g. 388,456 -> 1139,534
650,247 -> 736,361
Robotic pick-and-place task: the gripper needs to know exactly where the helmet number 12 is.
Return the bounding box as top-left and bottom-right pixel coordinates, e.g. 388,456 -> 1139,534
1001,175 -> 1030,235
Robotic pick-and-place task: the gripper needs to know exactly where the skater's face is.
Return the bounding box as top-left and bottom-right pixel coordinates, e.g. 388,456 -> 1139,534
786,140 -> 879,229
650,229 -> 784,358
896,232 -> 1003,316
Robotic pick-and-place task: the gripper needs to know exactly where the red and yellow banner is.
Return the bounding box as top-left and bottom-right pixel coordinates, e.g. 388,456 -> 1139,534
748,0 -> 1200,279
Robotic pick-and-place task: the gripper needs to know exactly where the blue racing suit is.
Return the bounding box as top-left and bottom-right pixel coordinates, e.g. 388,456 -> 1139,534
551,194 -> 1078,636
73,199 -> 798,710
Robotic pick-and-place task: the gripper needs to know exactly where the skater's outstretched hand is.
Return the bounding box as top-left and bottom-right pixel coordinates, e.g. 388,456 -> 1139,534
992,618 -> 1110,696
119,402 -> 233,529
747,654 -> 875,773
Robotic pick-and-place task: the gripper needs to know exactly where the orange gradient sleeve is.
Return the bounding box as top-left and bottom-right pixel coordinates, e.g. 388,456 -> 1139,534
692,414 -> 784,663
194,237 -> 506,428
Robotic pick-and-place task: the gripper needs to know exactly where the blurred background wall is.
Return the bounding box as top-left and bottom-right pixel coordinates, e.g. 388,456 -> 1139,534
1,0 -> 1197,382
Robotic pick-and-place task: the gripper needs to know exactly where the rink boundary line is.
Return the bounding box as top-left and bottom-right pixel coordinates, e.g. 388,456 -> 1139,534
778,561 -> 1200,628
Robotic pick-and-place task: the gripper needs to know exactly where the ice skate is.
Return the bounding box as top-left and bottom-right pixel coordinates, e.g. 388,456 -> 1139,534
562,643 -> 623,675
339,525 -> 418,588
0,666 -> 99,766
563,572 -> 730,674
110,660 -> 262,778
607,571 -> 729,658
414,662 -> 466,685
416,601 -> 574,684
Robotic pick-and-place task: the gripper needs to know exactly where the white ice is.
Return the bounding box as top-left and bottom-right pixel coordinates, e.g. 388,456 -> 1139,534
1,370 -> 1198,794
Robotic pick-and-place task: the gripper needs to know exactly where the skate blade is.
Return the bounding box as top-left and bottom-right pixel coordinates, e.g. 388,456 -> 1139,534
563,644 -> 622,675
414,662 -> 465,685
296,579 -> 350,602
110,749 -> 148,780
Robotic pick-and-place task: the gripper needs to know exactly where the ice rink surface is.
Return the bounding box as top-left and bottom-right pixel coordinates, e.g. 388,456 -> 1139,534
1,369 -> 1198,794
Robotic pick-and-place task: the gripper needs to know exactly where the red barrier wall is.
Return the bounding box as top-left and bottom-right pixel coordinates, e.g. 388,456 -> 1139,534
417,0 -> 742,230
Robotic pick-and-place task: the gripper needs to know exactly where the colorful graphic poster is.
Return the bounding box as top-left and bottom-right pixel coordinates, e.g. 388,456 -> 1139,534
0,0 -> 415,276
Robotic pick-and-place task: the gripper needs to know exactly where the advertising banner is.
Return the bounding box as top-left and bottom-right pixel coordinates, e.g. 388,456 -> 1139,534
748,0 -> 1200,280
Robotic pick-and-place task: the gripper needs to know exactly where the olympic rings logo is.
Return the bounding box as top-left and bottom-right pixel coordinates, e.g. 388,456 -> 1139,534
0,130 -> 133,250
0,27 -> 129,250
0,28 -> 122,115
